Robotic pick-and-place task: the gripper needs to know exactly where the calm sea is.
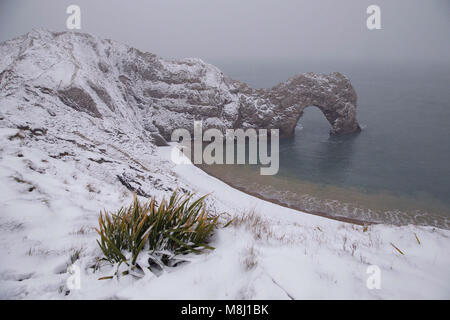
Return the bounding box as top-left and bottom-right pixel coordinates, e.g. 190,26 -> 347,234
200,60 -> 450,228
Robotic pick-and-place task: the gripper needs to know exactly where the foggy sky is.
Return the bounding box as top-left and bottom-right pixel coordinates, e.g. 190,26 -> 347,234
0,0 -> 449,66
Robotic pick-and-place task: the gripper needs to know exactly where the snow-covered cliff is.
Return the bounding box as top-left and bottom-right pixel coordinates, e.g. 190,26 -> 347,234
0,29 -> 359,142
1,30 -> 447,300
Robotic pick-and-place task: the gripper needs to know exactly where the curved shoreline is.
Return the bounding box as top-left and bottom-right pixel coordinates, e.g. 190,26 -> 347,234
196,164 -> 375,226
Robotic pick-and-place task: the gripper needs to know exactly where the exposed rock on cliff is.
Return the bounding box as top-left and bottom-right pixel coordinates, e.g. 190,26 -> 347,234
237,73 -> 360,137
0,29 -> 360,140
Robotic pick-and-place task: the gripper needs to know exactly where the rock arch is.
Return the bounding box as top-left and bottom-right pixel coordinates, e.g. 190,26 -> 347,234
238,72 -> 361,137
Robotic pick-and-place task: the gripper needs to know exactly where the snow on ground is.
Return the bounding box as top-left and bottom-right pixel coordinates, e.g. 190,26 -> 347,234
1,29 -> 448,300
0,134 -> 449,299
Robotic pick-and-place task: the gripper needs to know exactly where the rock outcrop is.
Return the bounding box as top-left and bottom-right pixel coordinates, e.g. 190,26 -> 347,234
238,73 -> 360,137
0,29 -> 360,141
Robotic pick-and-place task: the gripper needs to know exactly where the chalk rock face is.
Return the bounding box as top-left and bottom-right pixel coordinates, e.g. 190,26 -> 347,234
238,73 -> 360,137
0,29 -> 360,141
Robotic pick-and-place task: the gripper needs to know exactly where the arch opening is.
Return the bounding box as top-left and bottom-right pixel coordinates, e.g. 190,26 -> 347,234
296,105 -> 334,133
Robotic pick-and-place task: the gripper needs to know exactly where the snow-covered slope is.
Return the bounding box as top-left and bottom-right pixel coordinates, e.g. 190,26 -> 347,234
1,136 -> 449,299
0,29 -> 448,299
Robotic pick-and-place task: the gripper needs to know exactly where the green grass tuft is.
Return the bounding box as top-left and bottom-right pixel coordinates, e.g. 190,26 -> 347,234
96,190 -> 224,273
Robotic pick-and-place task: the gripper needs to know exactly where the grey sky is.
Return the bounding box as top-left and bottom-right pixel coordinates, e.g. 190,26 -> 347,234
0,0 -> 449,66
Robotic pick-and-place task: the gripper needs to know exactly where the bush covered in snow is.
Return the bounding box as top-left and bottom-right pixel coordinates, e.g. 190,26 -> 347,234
96,190 -> 226,276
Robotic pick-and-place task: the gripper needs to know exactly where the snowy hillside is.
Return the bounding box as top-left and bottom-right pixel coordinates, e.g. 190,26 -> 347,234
0,29 -> 449,299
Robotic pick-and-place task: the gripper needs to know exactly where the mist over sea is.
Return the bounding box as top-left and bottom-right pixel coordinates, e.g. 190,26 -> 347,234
201,60 -> 450,228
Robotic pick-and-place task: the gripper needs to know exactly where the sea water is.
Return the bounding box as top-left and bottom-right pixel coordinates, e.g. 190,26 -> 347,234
199,60 -> 450,228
